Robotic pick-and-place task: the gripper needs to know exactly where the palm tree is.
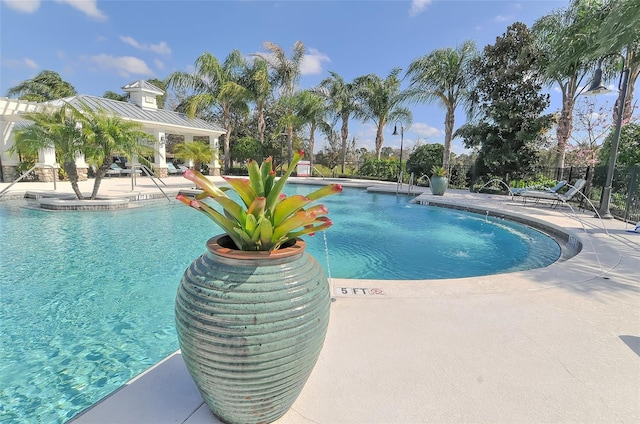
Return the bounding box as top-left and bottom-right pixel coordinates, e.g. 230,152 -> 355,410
317,72 -> 359,173
545,0 -> 639,126
166,50 -> 250,172
13,103 -> 85,199
242,57 -> 272,144
79,104 -> 153,199
533,7 -> 596,175
353,68 -> 412,160
7,70 -> 76,102
405,40 -> 477,171
294,90 -> 331,171
173,141 -> 213,171
255,41 -> 305,165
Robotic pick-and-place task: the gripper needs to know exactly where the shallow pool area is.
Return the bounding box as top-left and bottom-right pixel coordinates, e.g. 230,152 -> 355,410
0,186 -> 562,423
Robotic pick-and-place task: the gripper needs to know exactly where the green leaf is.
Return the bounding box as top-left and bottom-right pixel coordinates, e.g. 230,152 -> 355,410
247,159 -> 264,196
258,218 -> 274,249
223,177 -> 257,208
265,150 -> 303,213
260,157 -> 274,195
211,196 -> 246,226
305,184 -> 343,201
272,195 -> 311,226
271,210 -> 317,242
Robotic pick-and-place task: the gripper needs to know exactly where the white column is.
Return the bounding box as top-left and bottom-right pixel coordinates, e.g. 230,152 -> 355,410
210,136 -> 221,176
36,143 -> 58,182
154,131 -> 168,177
155,131 -> 167,166
184,134 -> 194,168
1,121 -> 18,181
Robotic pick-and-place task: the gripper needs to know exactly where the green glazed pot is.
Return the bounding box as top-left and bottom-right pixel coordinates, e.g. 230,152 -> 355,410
430,176 -> 449,196
175,235 -> 330,424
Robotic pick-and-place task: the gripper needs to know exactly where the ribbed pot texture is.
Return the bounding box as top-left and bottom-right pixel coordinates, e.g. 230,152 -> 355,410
175,235 -> 331,424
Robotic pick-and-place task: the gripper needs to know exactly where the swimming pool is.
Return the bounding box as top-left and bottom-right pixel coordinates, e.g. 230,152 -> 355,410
0,186 -> 560,422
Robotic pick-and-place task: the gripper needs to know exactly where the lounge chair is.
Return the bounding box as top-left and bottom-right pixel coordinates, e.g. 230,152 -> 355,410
167,162 -> 184,175
511,180 -> 566,196
521,179 -> 586,208
106,163 -> 123,177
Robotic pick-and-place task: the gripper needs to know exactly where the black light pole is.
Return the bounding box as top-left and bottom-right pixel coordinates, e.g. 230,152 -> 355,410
392,121 -> 404,181
584,54 -> 629,219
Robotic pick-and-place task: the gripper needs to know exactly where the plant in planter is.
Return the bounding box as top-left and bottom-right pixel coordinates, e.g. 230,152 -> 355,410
430,165 -> 449,195
174,150 -> 342,424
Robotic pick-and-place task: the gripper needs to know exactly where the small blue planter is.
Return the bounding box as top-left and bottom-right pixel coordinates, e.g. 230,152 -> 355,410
430,176 -> 449,195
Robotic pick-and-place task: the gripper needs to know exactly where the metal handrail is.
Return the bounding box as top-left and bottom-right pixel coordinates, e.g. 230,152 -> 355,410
396,171 -> 404,195
312,166 -> 326,179
136,164 -> 170,201
408,172 -> 415,195
0,164 -> 57,198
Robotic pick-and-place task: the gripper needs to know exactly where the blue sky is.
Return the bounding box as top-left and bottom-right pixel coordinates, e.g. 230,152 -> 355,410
1,0 -> 624,155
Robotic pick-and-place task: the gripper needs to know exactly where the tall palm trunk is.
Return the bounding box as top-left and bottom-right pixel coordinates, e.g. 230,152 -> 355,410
286,125 -> 294,166
554,79 -> 577,179
613,56 -> 639,125
223,105 -> 233,172
374,124 -> 384,160
308,122 -> 316,171
90,157 -> 111,199
443,107 -> 455,171
63,161 -> 83,200
340,113 -> 349,172
257,101 -> 266,144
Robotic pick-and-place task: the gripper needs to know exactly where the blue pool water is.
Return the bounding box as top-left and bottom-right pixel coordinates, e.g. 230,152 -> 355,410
0,186 -> 560,423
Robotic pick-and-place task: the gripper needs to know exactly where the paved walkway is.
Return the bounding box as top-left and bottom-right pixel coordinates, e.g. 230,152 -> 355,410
3,176 -> 639,423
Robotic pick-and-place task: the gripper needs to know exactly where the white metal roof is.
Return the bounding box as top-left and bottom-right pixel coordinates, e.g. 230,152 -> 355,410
48,95 -> 225,136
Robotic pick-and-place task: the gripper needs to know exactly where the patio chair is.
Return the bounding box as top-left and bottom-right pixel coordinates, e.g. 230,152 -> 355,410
166,162 -> 183,175
511,180 -> 566,196
106,163 -> 123,177
521,179 -> 586,208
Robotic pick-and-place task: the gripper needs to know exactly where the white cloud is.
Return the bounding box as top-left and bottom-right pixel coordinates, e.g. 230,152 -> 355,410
150,41 -> 171,55
494,15 -> 512,22
120,36 -> 172,55
90,54 -> 154,78
55,0 -> 107,21
154,59 -> 165,70
300,48 -> 330,75
3,0 -> 40,13
120,36 -> 143,50
24,58 -> 38,69
2,58 -> 39,69
409,0 -> 432,17
412,122 -> 444,139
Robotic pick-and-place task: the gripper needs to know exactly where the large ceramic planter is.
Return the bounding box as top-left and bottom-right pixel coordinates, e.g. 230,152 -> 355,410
430,176 -> 448,196
175,235 -> 331,424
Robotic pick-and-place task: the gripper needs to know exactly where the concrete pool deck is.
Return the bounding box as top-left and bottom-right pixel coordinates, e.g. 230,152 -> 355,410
2,176 -> 639,423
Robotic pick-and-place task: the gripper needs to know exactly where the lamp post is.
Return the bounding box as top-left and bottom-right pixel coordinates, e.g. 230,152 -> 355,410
583,54 -> 630,219
392,121 -> 404,182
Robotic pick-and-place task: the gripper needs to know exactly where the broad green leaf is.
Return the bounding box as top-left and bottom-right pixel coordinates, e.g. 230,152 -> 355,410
305,184 -> 343,201
272,210 -> 317,242
272,195 -> 311,226
223,177 -> 257,208
247,159 -> 264,196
